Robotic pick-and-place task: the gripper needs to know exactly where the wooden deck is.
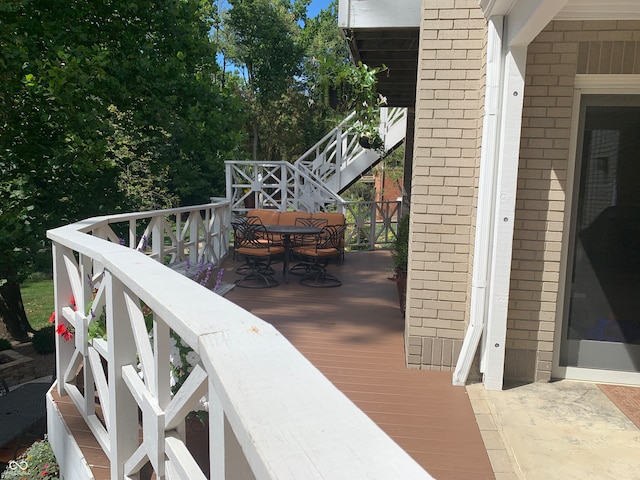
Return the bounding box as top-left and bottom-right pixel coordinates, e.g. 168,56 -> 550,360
223,250 -> 494,480
51,250 -> 494,479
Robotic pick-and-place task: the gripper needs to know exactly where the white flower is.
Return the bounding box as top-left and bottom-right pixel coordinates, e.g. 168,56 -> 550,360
185,351 -> 200,367
170,349 -> 182,368
199,395 -> 209,412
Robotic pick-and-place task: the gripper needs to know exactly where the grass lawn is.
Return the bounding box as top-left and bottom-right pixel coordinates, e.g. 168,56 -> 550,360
21,276 -> 54,331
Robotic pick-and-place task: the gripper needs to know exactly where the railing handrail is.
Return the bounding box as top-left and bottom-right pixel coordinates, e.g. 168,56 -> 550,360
295,111 -> 357,163
47,204 -> 432,479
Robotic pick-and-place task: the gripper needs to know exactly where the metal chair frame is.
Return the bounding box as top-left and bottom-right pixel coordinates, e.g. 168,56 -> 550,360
289,218 -> 329,276
232,220 -> 285,288
291,224 -> 346,288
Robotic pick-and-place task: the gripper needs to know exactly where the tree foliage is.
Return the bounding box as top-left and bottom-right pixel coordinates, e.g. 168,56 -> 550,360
0,0 -> 244,339
218,0 -> 351,162
220,0 -> 309,159
0,0 -> 355,340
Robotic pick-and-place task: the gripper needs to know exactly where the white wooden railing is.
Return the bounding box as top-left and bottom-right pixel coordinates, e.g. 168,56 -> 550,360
226,107 -> 407,215
46,201 -> 432,479
225,161 -> 343,214
295,106 -> 407,194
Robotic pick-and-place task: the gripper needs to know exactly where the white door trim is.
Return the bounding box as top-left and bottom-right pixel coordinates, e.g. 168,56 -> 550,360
552,74 -> 640,385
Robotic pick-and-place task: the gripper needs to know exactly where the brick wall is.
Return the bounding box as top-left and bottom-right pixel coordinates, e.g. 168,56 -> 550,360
410,11 -> 640,378
507,20 -> 640,382
407,0 -> 485,370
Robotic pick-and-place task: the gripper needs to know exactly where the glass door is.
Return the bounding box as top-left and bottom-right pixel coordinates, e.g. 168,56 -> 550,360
561,95 -> 640,372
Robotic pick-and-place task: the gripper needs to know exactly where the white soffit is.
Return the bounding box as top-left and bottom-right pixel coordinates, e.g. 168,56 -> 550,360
556,0 -> 640,20
338,0 -> 421,29
481,0 -> 640,20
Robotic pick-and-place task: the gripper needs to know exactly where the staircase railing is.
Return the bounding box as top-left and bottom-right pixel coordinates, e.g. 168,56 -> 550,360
225,160 -> 343,214
46,200 -> 432,480
226,107 -> 407,217
295,107 -> 407,196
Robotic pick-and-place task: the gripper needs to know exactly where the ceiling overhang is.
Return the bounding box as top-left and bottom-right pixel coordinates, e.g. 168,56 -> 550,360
481,0 -> 640,20
480,0 -> 640,46
339,0 -> 640,107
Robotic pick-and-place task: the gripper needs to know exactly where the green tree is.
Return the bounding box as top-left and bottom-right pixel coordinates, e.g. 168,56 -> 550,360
221,0 -> 308,160
0,0 -> 244,341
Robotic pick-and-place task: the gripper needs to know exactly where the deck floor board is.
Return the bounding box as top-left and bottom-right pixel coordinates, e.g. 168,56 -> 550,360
224,250 -> 494,480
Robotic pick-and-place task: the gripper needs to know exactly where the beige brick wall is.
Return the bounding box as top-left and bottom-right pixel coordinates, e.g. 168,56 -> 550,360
507,20 -> 640,382
407,0 -> 485,370
410,10 -> 640,379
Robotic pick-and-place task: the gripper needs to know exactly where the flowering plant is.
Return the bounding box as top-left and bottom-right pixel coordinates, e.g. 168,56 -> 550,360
169,332 -> 208,422
49,296 -> 77,342
0,436 -> 59,480
48,255 -> 224,423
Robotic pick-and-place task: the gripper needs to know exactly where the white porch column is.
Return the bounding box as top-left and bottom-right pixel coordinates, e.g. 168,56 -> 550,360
453,16 -> 505,386
482,45 -> 527,390
456,0 -> 569,389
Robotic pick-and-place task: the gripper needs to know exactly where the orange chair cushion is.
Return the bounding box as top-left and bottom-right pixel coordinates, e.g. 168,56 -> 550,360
278,211 -> 311,225
237,245 -> 285,256
247,209 -> 280,225
311,212 -> 345,226
293,246 -> 339,258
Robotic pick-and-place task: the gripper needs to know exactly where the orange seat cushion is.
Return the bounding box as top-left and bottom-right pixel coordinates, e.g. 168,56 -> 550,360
237,245 -> 285,256
278,211 -> 311,225
247,209 -> 280,225
311,212 -> 345,226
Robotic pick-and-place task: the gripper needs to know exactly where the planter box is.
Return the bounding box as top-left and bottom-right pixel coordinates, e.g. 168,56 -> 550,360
0,349 -> 36,387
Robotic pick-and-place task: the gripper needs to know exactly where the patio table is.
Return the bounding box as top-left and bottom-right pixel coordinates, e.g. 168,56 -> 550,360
264,224 -> 321,283
0,382 -> 49,448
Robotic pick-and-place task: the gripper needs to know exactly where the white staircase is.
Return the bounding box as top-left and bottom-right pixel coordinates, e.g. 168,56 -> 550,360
226,107 -> 407,213
295,107 -> 407,199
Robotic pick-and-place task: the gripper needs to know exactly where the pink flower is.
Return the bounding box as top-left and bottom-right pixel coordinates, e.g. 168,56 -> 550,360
48,312 -> 56,324
56,324 -> 67,335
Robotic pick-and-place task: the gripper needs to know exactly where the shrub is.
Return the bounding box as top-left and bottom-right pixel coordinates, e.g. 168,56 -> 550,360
1,436 -> 59,479
392,214 -> 410,272
0,338 -> 12,351
32,325 -> 55,354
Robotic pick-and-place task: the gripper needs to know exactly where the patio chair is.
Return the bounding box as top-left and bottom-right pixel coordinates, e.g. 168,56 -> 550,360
289,217 -> 329,276
292,217 -> 328,246
232,221 -> 285,288
291,224 -> 346,287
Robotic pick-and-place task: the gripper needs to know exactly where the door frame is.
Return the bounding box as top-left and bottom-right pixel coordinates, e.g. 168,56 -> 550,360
553,74 -> 640,384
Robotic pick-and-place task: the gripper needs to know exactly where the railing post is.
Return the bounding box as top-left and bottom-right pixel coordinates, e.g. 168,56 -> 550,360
106,272 -> 139,480
152,217 -> 164,262
52,244 -> 74,397
176,211 -> 184,263
209,381 -> 255,480
129,219 -> 136,249
335,126 -> 343,190
209,382 -> 224,480
190,211 -> 199,265
369,202 -> 377,250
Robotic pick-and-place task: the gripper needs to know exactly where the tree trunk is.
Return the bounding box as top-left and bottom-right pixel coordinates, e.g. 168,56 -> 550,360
0,279 -> 34,342
252,122 -> 259,161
